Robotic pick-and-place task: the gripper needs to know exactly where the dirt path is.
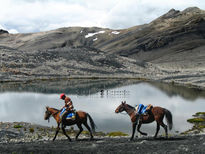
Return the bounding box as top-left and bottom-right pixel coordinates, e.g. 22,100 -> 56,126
0,135 -> 205,154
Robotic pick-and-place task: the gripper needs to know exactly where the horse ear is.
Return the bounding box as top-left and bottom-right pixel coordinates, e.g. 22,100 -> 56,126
124,101 -> 126,104
121,101 -> 124,104
46,106 -> 49,110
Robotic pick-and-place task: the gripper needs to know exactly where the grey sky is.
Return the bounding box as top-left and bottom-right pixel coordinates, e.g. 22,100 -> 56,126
0,0 -> 204,33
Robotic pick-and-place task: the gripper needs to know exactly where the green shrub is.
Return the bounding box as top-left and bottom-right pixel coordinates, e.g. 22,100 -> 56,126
29,128 -> 35,133
195,112 -> 205,116
13,125 -> 23,128
187,118 -> 205,123
107,131 -> 129,137
82,131 -> 89,135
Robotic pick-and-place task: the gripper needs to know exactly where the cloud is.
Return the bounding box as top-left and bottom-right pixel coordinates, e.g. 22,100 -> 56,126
0,24 -> 19,34
101,0 -> 202,29
0,0 -> 204,33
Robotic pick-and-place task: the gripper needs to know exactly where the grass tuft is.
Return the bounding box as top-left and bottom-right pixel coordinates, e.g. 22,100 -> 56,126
13,125 -> 23,128
187,118 -> 205,123
107,131 -> 129,137
29,128 -> 35,133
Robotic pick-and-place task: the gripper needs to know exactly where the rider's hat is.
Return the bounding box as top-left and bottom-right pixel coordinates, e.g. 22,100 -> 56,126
60,93 -> 66,99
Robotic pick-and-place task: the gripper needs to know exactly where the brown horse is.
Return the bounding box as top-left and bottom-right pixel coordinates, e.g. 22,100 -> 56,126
115,101 -> 173,140
44,106 -> 96,141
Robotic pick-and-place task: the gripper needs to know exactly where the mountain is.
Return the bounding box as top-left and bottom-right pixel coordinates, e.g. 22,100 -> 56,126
0,7 -> 205,89
0,29 -> 8,35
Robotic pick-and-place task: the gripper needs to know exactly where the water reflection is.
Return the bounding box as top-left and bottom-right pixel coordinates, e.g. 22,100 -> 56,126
0,81 -> 205,135
1,79 -> 205,100
0,79 -> 139,95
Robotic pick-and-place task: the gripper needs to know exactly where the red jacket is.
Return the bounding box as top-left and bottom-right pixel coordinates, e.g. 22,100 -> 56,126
64,96 -> 74,111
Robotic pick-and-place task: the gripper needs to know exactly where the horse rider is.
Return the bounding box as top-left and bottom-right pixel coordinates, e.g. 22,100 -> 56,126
59,93 -> 75,123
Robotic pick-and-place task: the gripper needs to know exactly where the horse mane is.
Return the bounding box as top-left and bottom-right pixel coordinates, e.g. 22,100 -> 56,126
51,107 -> 60,112
126,104 -> 135,110
46,106 -> 60,112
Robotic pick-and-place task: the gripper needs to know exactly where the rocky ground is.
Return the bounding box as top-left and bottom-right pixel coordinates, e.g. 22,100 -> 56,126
0,113 -> 205,154
0,128 -> 205,154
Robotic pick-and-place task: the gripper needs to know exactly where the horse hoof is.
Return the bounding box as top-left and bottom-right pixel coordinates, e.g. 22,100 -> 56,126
90,136 -> 94,141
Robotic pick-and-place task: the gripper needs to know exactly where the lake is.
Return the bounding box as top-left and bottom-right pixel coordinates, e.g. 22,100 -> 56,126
0,79 -> 205,135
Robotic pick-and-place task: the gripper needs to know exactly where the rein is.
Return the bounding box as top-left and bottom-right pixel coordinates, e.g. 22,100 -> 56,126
52,111 -> 59,116
47,109 -> 60,123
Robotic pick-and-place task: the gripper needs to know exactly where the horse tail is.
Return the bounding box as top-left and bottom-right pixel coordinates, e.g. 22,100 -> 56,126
164,109 -> 173,130
87,113 -> 97,132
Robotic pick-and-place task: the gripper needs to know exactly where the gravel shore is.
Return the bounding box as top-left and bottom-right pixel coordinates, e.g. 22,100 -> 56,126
0,122 -> 205,154
0,135 -> 205,154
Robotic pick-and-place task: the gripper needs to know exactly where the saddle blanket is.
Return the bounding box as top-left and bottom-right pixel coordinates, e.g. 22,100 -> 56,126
60,107 -> 76,120
138,104 -> 147,114
135,104 -> 153,115
66,112 -> 75,119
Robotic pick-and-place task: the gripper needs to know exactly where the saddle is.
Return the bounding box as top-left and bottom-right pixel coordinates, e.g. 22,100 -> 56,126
135,104 -> 153,115
66,112 -> 76,120
146,104 -> 153,113
60,107 -> 76,121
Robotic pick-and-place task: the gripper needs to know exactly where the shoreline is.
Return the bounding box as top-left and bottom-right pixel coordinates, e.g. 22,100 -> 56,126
0,121 -> 205,154
1,75 -> 205,90
0,111 -> 204,153
0,120 -> 204,143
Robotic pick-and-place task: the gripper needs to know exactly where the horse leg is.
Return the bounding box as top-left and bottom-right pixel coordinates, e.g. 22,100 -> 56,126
76,124 -> 83,140
137,122 -> 147,136
154,123 -> 160,139
61,125 -> 72,141
130,123 -> 136,141
160,122 -> 168,138
83,122 -> 93,140
53,124 -> 60,141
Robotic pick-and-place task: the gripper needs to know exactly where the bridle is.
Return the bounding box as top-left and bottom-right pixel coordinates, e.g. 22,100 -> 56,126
45,110 -> 59,123
117,106 -> 127,115
118,104 -> 135,115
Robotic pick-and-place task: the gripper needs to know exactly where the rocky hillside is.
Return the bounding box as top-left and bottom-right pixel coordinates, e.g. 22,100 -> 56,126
0,7 -> 205,88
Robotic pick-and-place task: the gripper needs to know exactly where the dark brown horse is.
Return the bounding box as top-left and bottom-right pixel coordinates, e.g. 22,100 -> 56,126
115,101 -> 173,140
44,106 -> 96,141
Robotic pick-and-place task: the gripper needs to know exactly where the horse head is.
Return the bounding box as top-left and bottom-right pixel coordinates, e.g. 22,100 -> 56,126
44,106 -> 52,121
115,101 -> 126,113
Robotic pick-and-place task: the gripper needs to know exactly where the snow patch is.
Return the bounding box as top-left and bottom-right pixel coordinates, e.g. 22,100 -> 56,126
85,31 -> 105,38
80,30 -> 83,33
112,31 -> 120,34
8,29 -> 19,34
93,38 -> 98,41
